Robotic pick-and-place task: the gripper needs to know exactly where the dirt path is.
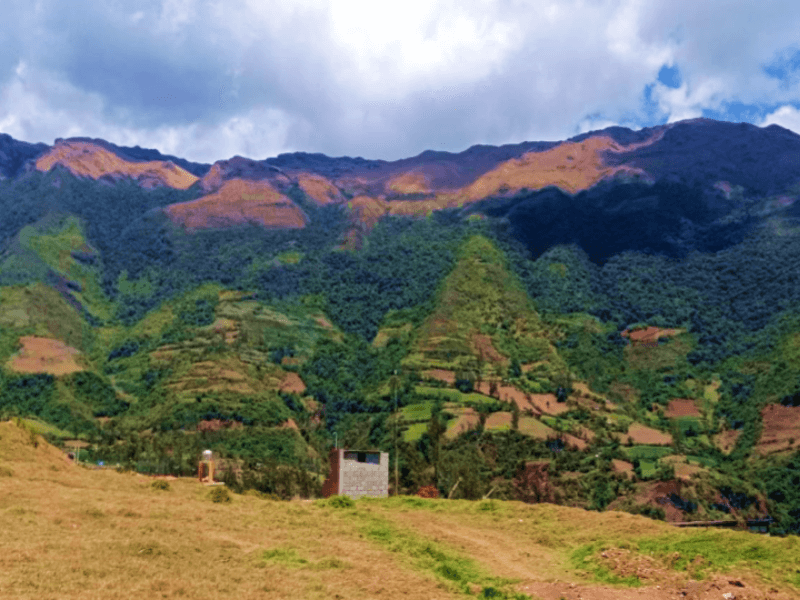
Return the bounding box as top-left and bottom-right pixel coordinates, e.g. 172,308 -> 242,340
376,508 -> 794,600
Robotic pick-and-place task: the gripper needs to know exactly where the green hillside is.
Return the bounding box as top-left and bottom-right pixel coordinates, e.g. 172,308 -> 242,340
1,167 -> 800,536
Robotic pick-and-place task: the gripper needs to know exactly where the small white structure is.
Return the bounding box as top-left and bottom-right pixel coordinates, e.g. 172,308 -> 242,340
198,449 -> 216,484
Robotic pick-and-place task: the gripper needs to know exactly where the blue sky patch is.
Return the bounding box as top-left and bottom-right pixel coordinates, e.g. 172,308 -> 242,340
763,46 -> 800,85
657,64 -> 682,89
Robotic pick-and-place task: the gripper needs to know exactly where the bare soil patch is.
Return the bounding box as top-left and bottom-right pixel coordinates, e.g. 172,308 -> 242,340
611,459 -> 635,475
471,333 -> 507,364
756,404 -> 800,455
278,372 -> 307,395
714,429 -> 742,454
485,411 -> 512,430
666,398 -> 702,418
621,326 -> 684,345
445,407 -> 479,439
615,423 -> 673,446
8,335 -> 84,376
478,382 -> 569,416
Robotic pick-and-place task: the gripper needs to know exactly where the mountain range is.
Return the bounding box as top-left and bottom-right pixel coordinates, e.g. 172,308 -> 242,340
2,118 -> 800,534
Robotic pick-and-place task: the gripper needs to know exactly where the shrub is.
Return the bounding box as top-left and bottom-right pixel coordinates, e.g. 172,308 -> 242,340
327,494 -> 355,508
151,479 -> 171,491
417,485 -> 440,498
209,486 -> 232,503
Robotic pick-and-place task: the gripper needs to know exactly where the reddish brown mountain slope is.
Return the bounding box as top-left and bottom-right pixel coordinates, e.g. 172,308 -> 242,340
164,178 -> 307,231
35,140 -> 198,189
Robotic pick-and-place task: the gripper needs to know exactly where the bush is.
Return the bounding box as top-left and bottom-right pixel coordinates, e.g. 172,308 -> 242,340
327,494 -> 355,508
151,479 -> 171,491
417,485 -> 440,498
209,486 -> 232,503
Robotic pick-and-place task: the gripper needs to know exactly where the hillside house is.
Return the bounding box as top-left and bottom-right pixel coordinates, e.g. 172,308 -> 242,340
322,448 -> 389,499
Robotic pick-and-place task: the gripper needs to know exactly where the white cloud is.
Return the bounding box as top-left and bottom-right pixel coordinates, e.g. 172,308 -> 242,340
759,105 -> 800,135
651,78 -> 727,123
2,0 -> 800,161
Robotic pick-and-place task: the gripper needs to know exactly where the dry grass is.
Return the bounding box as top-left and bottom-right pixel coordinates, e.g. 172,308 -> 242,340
0,421 -> 465,600
35,141 -> 198,189
296,174 -> 344,205
165,179 -> 307,231
3,420 -> 799,600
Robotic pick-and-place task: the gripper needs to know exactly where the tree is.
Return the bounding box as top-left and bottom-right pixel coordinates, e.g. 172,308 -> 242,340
511,400 -> 520,432
427,400 -> 446,487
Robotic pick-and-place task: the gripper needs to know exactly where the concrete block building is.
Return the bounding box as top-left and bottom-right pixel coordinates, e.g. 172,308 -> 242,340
322,448 -> 389,499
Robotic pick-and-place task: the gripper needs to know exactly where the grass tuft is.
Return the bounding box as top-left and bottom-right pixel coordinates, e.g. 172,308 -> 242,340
208,486 -> 232,503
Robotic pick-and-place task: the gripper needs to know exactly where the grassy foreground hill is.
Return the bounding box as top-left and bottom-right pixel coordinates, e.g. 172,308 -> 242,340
2,419 -> 799,600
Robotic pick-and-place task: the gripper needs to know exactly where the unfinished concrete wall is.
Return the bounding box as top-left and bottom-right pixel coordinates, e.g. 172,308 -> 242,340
340,450 -> 389,499
322,449 -> 389,499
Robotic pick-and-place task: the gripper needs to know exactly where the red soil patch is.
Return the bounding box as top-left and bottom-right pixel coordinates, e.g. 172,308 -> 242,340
714,429 -> 741,454
611,459 -> 635,474
296,173 -> 344,205
386,171 -> 431,194
634,479 -> 686,522
457,136 -> 653,201
614,423 -> 673,446
476,382 -> 569,416
621,326 -> 683,346
756,404 -> 800,455
279,418 -> 299,430
8,336 -> 84,376
36,140 -> 198,189
165,178 -> 307,231
665,398 -> 702,418
347,195 -> 389,228
471,333 -> 507,364
446,408 -> 479,439
485,411 -> 512,429
196,419 -> 243,433
278,372 -> 307,395
562,433 -> 587,450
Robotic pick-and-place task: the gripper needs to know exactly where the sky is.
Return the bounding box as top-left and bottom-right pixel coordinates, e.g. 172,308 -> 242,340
1,0 -> 800,164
